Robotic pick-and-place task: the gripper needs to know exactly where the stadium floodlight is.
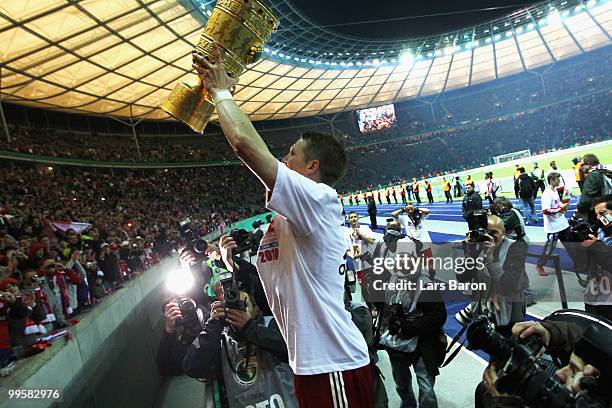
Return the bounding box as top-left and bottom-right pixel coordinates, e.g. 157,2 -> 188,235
372,58 -> 380,65
494,34 -> 501,41
538,18 -> 547,26
485,37 -> 492,43
399,50 -> 414,65
515,27 -> 523,34
427,52 -> 433,57
527,23 -> 535,30
356,61 -> 362,66
264,47 -> 270,53
506,31 -> 512,37
548,9 -> 562,26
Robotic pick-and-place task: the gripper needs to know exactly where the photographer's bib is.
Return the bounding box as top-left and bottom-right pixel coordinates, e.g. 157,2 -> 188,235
221,330 -> 297,408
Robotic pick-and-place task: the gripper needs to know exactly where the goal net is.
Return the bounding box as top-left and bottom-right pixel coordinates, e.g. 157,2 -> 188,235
492,149 -> 531,164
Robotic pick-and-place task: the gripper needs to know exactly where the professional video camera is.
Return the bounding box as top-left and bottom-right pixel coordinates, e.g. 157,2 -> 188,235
467,209 -> 490,243
218,270 -> 245,311
467,315 -> 575,408
567,218 -> 596,242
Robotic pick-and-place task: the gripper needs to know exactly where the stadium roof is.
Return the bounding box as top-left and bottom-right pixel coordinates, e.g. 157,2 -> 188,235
0,0 -> 610,123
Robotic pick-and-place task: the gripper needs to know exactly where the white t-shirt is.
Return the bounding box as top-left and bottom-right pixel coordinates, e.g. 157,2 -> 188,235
541,187 -> 570,234
257,163 -> 369,375
399,213 -> 432,250
344,224 -> 375,272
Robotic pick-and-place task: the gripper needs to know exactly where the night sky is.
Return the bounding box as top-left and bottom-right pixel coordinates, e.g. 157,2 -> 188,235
289,0 -> 539,38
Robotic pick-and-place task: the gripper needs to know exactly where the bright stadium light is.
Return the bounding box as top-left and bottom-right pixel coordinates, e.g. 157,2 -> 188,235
356,61 -> 362,66
527,23 -> 535,30
494,34 -> 501,41
515,27 -> 523,34
586,0 -> 596,7
485,37 -> 492,43
399,50 -> 414,65
372,58 -> 380,65
506,31 -> 512,37
548,9 -> 562,26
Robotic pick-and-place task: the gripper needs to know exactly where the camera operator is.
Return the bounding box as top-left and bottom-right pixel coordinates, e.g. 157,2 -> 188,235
182,235 -> 297,408
479,315 -> 612,408
580,195 -> 612,321
459,215 -> 529,333
463,183 -> 484,230
366,219 -> 447,408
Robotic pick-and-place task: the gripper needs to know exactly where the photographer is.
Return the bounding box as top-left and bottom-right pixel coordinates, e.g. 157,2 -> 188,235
367,220 -> 447,408
459,215 -> 529,333
182,235 -> 297,408
480,315 -> 612,408
580,195 -> 612,320
463,183 -> 484,230
392,204 -> 435,279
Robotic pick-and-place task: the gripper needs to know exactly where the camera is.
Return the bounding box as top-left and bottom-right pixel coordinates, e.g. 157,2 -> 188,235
383,303 -> 424,336
467,210 -> 490,243
178,218 -> 208,255
467,316 -> 574,408
229,229 -> 259,255
175,297 -> 199,330
568,218 -> 595,242
218,271 -> 245,311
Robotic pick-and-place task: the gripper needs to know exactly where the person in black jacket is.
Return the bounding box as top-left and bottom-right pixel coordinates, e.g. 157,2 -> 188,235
367,197 -> 378,231
517,167 -> 538,224
462,183 -> 483,230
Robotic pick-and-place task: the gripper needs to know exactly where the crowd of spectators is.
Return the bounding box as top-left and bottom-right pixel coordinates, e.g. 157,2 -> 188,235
338,89 -> 610,192
0,162 -> 266,373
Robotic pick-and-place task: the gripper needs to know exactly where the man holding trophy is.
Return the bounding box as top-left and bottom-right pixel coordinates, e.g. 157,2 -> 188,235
183,9 -> 373,404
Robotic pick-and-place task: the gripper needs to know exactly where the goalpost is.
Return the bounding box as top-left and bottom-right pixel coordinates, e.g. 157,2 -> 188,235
492,149 -> 531,164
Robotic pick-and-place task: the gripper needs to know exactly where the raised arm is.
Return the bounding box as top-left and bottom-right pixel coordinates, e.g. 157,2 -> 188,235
192,44 -> 278,191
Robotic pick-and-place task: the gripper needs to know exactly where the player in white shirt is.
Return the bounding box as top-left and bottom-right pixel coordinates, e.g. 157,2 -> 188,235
391,204 -> 437,279
194,45 -> 372,408
536,172 -> 571,277
345,211 -> 376,272
546,160 -> 567,198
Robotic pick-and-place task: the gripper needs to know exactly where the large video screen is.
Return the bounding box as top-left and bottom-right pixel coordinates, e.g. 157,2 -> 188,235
356,104 -> 397,133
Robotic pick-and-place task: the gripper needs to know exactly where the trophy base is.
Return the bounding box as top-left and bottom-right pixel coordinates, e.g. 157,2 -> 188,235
160,82 -> 215,134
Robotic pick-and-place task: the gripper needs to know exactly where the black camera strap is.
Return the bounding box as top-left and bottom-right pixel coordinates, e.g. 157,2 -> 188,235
440,291 -> 485,368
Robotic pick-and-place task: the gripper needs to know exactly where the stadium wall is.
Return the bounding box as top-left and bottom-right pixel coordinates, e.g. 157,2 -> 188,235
0,258 -> 173,408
